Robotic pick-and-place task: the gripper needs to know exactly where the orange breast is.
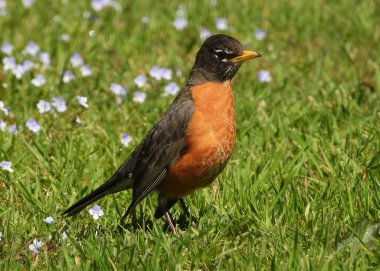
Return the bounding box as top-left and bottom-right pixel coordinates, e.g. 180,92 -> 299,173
158,81 -> 236,198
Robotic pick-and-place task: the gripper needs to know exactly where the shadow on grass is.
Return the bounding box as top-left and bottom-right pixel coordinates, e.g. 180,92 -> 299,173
115,212 -> 198,234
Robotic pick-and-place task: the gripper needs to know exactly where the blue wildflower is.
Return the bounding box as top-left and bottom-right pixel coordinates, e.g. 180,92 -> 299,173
89,205 -> 104,220
1,42 -> 13,55
164,82 -> 180,96
75,117 -> 83,125
23,41 -> 39,56
12,64 -> 26,79
70,53 -> 83,67
121,133 -> 132,147
0,119 -> 6,131
160,68 -> 172,80
26,118 -> 41,133
215,18 -> 228,30
77,96 -> 89,108
257,70 -> 272,83
51,96 -> 67,113
0,101 -> 9,115
22,59 -> 35,71
132,91 -> 146,103
28,239 -> 43,254
31,74 -> 46,87
63,70 -> 75,83
80,65 -> 92,77
0,160 -> 13,172
254,28 -> 266,41
149,66 -> 162,80
2,56 -> 15,71
36,100 -> 51,113
0,0 -> 7,16
8,124 -> 17,134
110,83 -> 127,97
91,0 -> 120,11
60,34 -> 70,42
39,52 -> 50,66
173,17 -> 188,30
22,0 -> 35,8
43,216 -> 54,224
149,66 -> 172,81
61,231 -> 68,240
134,75 -> 147,88
91,0 -> 107,11
200,27 -> 212,40
141,16 -> 150,24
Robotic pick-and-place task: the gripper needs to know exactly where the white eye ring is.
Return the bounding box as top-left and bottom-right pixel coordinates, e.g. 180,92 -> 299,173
213,54 -> 228,62
213,48 -> 232,62
214,49 -> 232,54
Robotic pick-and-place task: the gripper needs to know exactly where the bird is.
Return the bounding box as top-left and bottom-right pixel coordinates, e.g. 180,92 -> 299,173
62,34 -> 261,232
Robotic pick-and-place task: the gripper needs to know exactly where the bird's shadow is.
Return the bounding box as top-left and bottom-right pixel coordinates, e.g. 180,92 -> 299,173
116,212 -> 197,234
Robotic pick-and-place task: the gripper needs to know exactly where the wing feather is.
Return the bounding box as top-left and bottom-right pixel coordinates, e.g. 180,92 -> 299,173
121,88 -> 194,219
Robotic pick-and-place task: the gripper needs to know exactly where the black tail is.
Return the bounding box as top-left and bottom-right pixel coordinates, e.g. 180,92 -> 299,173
62,174 -> 132,217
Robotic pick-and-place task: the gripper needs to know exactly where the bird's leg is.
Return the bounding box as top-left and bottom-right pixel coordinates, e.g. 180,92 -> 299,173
155,195 -> 177,219
139,204 -> 144,228
164,211 -> 176,234
179,199 -> 198,227
131,209 -> 138,228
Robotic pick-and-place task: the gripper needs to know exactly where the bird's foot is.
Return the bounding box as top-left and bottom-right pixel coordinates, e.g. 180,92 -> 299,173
164,211 -> 176,234
179,199 -> 199,227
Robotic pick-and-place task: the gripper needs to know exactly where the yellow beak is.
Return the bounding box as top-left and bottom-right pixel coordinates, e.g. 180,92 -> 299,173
230,50 -> 261,63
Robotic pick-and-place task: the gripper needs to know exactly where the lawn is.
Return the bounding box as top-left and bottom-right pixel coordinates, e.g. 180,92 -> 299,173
0,0 -> 380,270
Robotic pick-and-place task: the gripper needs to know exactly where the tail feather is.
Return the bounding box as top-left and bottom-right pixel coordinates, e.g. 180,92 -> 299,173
62,174 -> 133,217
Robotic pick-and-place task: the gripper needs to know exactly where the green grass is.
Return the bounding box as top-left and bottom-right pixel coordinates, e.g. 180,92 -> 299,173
1,0 -> 380,270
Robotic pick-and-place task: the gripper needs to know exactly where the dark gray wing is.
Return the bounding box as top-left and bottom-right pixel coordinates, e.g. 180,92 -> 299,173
121,88 -> 194,220
63,88 -> 194,218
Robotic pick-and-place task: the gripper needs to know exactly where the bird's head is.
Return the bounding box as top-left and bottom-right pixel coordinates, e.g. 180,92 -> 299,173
189,34 -> 261,85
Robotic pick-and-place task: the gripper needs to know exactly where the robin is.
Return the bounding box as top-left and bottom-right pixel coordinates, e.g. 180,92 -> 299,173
63,34 -> 261,232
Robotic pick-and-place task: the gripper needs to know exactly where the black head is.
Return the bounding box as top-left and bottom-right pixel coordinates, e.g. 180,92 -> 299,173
188,34 -> 261,85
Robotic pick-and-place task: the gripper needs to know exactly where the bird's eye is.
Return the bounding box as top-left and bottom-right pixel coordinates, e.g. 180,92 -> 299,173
213,49 -> 232,62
